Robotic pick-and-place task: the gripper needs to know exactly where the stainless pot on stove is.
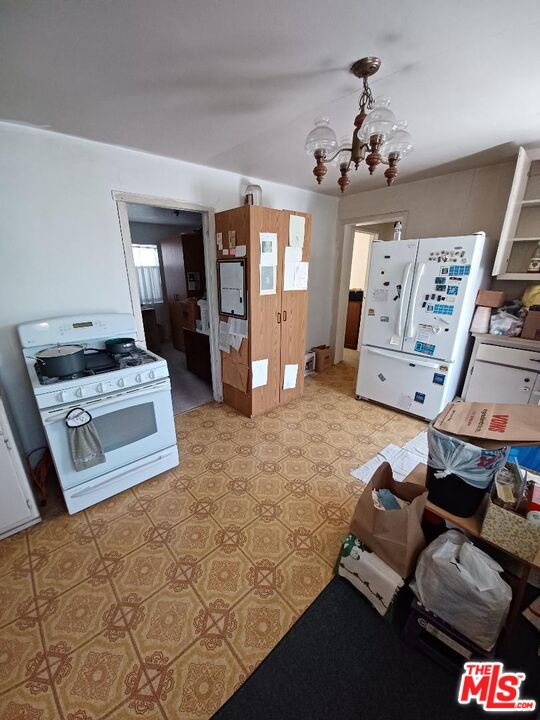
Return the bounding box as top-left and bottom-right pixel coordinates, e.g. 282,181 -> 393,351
35,344 -> 87,378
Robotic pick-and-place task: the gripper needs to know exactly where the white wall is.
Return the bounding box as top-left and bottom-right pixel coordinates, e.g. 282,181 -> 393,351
339,162 -> 515,239
0,124 -> 339,452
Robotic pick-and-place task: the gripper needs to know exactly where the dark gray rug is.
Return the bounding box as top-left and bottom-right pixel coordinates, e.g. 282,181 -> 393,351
214,576 -> 539,720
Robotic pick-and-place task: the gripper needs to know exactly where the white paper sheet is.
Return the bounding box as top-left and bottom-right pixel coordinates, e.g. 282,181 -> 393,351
228,230 -> 236,248
289,215 -> 305,248
219,321 -> 230,353
259,232 -> 278,266
235,244 -> 246,257
251,359 -> 268,389
283,246 -> 302,291
228,317 -> 248,338
229,333 -> 243,351
283,363 -> 298,390
260,265 -> 276,295
294,261 -> 309,290
403,431 -> 429,461
220,261 -> 244,315
350,444 -> 422,483
216,232 -> 223,249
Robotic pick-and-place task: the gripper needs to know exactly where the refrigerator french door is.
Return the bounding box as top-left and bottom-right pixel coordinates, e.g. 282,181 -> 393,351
360,239 -> 418,351
401,235 -> 484,361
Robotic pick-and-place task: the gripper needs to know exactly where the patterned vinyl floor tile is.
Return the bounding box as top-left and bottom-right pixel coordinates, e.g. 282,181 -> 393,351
0,363 -> 426,719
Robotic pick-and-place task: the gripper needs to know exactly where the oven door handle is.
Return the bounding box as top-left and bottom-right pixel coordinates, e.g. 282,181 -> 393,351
69,449 -> 178,498
42,380 -> 170,423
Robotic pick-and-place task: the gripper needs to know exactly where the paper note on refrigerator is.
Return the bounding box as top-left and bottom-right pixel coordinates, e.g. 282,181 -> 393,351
289,215 -> 305,248
251,359 -> 268,389
283,246 -> 302,291
283,363 -> 298,390
259,232 -> 278,266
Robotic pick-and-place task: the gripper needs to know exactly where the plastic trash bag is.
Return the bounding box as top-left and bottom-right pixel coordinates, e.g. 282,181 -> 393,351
489,310 -> 523,337
427,426 -> 508,489
415,530 -> 511,650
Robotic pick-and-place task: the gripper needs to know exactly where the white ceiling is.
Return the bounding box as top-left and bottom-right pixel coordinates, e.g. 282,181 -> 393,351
2,0 -> 540,195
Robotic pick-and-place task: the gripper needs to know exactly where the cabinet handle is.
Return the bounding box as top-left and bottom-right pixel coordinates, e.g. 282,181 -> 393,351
277,312 -> 281,324
283,310 -> 288,322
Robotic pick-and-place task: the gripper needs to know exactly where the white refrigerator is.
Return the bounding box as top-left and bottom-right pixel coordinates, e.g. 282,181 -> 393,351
356,233 -> 494,420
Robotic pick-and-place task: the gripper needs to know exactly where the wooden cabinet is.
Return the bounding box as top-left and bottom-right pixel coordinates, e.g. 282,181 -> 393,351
0,395 -> 40,539
215,205 -> 311,416
493,147 -> 540,279
463,334 -> 540,405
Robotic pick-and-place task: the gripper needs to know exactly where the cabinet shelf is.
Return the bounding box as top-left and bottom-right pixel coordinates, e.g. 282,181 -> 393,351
497,272 -> 540,281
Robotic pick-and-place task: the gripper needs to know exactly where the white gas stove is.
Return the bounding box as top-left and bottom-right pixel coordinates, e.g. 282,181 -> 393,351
18,313 -> 179,514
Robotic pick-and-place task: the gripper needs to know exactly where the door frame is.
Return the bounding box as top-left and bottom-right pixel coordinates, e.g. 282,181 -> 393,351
113,190 -> 222,402
333,211 -> 408,364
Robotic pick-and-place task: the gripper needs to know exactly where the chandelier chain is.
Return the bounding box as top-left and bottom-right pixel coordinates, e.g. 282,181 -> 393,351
359,75 -> 374,112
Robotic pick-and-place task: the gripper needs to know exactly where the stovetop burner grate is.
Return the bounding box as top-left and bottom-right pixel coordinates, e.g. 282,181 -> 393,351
33,346 -> 158,385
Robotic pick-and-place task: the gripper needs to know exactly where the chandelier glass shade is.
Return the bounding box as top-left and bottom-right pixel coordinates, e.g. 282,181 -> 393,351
304,57 -> 413,192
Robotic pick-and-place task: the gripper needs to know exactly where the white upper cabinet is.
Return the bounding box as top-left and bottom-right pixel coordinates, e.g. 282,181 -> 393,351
493,147 -> 540,279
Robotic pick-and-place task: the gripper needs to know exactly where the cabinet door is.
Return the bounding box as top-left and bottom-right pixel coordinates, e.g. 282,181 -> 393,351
0,418 -> 34,535
279,211 -> 311,404
465,362 -> 535,404
249,206 -> 284,414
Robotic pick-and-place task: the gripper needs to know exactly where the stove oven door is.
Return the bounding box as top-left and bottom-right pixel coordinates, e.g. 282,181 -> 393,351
41,379 -> 177,490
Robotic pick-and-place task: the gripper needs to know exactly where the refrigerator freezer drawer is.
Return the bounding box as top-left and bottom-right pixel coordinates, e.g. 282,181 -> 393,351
356,346 -> 453,420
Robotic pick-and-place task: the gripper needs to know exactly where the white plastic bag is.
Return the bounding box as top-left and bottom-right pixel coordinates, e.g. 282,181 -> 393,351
427,425 -> 508,489
415,530 -> 511,650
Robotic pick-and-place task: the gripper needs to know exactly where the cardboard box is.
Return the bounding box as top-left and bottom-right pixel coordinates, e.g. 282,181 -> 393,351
433,401 -> 540,448
476,290 -> 505,308
311,345 -> 333,372
521,309 -> 540,341
481,470 -> 540,562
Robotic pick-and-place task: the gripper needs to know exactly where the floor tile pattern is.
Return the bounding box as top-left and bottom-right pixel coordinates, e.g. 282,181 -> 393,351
0,362 -> 425,719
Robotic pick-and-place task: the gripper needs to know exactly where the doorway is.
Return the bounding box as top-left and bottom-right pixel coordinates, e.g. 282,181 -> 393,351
115,193 -> 221,415
334,213 -> 407,366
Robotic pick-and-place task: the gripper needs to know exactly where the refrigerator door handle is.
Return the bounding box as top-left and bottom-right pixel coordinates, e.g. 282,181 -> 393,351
406,262 -> 425,339
396,262 -> 413,338
366,346 -> 445,370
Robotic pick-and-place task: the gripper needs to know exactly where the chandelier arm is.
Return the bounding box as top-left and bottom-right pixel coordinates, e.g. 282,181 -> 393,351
324,148 -> 353,164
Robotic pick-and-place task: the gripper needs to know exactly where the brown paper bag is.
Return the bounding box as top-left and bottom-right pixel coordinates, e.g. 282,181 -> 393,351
349,462 -> 428,578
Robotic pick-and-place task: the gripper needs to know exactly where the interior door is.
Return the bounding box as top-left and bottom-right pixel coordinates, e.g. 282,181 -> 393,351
280,211 -> 311,404
401,235 -> 478,361
360,239 -> 418,351
465,362 -> 536,404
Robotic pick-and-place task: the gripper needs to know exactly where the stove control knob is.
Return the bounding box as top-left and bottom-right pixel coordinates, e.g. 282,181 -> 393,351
148,370 -> 155,380
75,387 -> 85,398
117,378 -> 125,388
56,390 -> 65,403
135,374 -> 142,384
96,383 -> 103,393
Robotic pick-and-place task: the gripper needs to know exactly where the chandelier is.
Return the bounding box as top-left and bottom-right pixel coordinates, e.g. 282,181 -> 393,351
304,57 -> 412,192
